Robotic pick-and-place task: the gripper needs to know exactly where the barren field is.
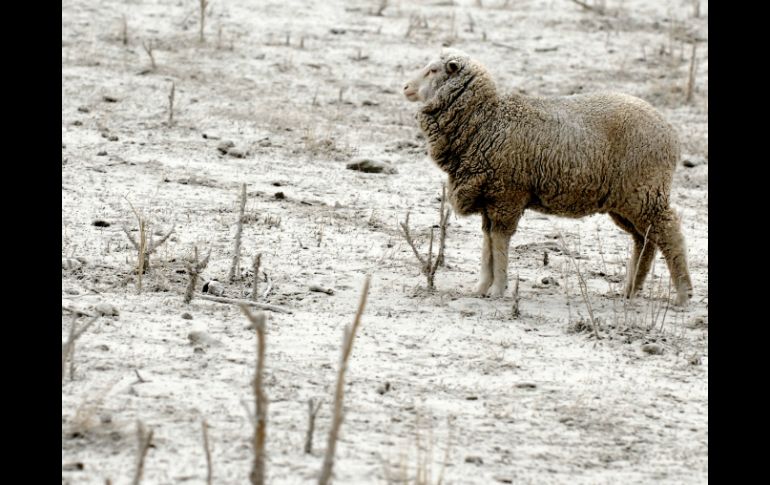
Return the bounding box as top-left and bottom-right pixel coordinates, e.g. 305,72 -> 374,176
62,0 -> 708,483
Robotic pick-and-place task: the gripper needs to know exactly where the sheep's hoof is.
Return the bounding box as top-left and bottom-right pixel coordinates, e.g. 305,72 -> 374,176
485,285 -> 506,298
674,291 -> 692,308
474,281 -> 493,296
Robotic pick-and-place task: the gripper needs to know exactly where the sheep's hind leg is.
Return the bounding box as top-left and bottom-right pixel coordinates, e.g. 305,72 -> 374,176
610,213 -> 656,298
628,232 -> 657,298
646,208 -> 693,306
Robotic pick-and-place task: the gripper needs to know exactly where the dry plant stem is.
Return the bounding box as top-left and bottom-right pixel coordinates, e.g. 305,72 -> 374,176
132,421 -> 154,485
262,272 -> 273,299
436,417 -> 454,485
560,235 -> 600,339
199,0 -> 209,43
200,294 -> 291,314
240,307 -> 267,485
318,275 -> 371,485
62,316 -> 99,383
184,247 -> 211,304
304,399 -> 323,454
251,253 -> 262,301
168,81 -> 175,126
142,40 -> 156,70
202,420 -> 212,485
658,278 -> 673,332
240,399 -> 256,427
398,186 -> 451,290
686,43 -> 697,103
121,16 -> 128,45
511,275 -> 520,318
121,206 -> 174,276
563,261 -> 574,327
569,0 -> 605,15
630,226 -> 652,297
229,184 -> 247,282
126,199 -> 147,293
400,212 -> 428,269
435,184 -> 449,268
62,305 -> 98,318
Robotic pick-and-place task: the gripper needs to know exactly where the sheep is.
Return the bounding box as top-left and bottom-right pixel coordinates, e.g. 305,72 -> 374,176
403,49 -> 693,306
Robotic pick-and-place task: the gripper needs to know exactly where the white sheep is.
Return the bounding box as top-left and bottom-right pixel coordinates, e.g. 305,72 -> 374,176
403,49 -> 692,305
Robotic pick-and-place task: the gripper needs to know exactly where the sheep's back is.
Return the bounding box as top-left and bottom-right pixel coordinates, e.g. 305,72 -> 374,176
495,92 -> 680,215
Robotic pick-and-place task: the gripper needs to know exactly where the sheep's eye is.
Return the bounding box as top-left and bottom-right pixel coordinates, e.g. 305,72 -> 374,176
430,68 -> 438,73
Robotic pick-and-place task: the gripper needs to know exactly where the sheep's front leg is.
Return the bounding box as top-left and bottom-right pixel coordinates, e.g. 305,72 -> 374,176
484,204 -> 525,298
486,230 -> 514,297
474,213 -> 494,295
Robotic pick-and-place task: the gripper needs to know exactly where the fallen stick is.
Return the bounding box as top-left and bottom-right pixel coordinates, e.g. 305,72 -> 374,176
198,294 -> 292,314
62,305 -> 98,318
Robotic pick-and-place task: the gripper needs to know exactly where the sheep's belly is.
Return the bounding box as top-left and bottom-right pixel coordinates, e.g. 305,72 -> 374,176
527,193 -> 609,218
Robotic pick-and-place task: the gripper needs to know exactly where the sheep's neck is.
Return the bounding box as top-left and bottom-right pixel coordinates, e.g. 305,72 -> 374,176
432,98 -> 499,175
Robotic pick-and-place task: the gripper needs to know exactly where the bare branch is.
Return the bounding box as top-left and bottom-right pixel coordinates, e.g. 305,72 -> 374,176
229,184 -> 247,282
304,399 -> 322,454
202,420 -> 213,485
251,253 -> 262,301
319,275 -> 371,485
240,307 -> 267,485
132,421 -> 154,485
201,294 -> 292,314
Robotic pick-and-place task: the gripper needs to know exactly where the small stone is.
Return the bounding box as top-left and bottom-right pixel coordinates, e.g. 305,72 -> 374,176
203,280 -> 225,296
274,192 -> 286,200
228,148 -> 246,158
541,276 -> 559,286
465,456 -> 484,465
641,343 -> 664,355
682,156 -> 706,168
62,258 -> 83,270
72,120 -> 83,126
309,284 -> 334,295
346,158 -> 397,174
108,135 -> 119,142
376,382 -> 391,395
92,220 -> 111,227
102,95 -> 119,103
97,344 -> 110,351
188,331 -> 222,347
97,151 -> 107,156
466,396 -> 478,401
94,302 -> 119,316
181,312 -> 193,320
217,140 -> 235,154
77,106 -> 90,113
515,382 -> 537,389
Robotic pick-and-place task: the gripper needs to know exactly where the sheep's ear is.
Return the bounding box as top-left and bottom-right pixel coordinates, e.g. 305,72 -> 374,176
446,60 -> 461,74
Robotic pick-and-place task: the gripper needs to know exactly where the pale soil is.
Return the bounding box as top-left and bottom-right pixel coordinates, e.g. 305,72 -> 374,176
62,0 -> 708,483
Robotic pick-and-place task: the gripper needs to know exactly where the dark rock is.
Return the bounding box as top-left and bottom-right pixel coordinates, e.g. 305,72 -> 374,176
346,158 -> 397,174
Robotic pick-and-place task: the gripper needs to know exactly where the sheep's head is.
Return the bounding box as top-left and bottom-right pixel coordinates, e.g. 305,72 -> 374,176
403,49 -> 471,103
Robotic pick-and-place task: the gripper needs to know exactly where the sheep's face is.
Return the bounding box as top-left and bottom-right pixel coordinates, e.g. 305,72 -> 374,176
403,57 -> 463,103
